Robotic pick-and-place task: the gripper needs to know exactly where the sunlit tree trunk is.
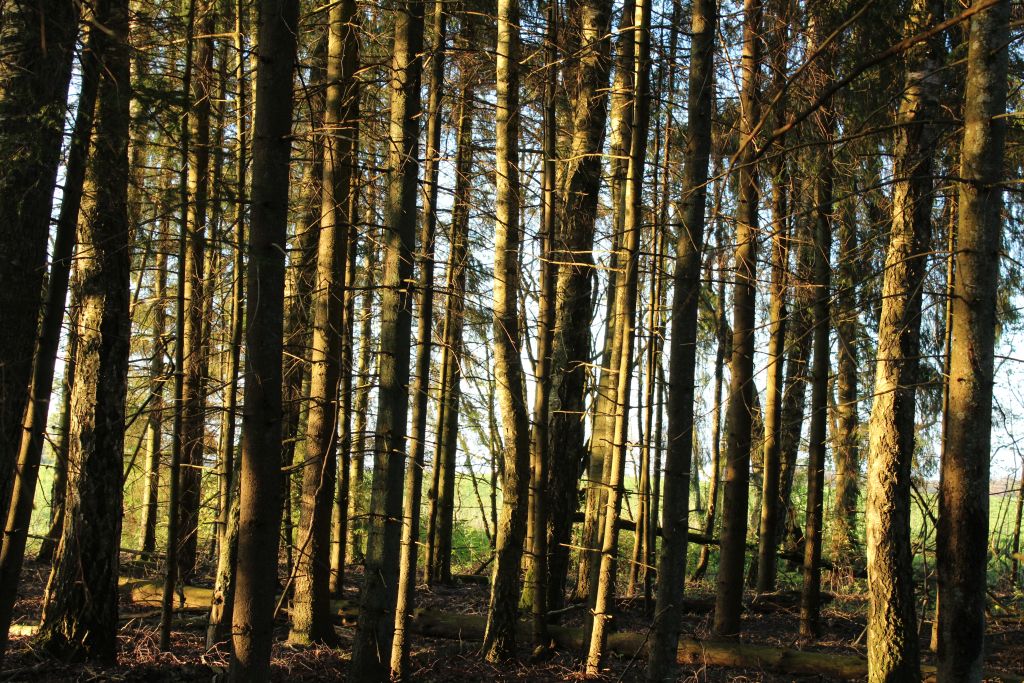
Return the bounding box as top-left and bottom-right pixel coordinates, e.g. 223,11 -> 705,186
482,0 -> 532,660
865,1 -> 942,677
937,1 -> 1009,679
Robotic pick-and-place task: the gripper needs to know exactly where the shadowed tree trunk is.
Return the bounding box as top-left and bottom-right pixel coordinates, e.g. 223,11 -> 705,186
937,1 -> 1009,679
713,0 -> 761,639
392,0 -> 444,671
33,0 -> 132,661
545,0 -> 612,613
349,0 -> 424,675
177,0 -> 216,583
228,0 -> 299,677
646,0 -> 716,678
0,0 -> 79,529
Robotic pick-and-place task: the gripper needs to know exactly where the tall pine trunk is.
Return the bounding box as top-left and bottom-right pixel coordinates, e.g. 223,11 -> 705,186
349,0 -> 424,675
34,0 -> 132,660
482,0 -> 532,659
713,0 -> 761,638
937,1 -> 1009,678
646,0 -> 715,677
228,0 -> 299,677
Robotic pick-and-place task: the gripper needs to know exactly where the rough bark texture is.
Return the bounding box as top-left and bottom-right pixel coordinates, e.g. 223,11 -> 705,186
349,0 -> 423,676
482,0 -> 531,661
34,0 -> 131,661
545,0 -> 613,612
228,0 -> 299,678
713,0 -> 761,638
937,1 -> 1009,679
864,2 -> 942,679
646,0 -> 715,678
289,0 -> 358,645
0,0 -> 79,531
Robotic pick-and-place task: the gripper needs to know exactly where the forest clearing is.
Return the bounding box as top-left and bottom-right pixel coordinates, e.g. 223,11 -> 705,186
0,0 -> 1022,680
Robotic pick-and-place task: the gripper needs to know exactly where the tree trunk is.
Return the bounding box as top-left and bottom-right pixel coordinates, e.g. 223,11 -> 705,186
713,0 -> 761,638
545,0 -> 613,613
646,0 -> 715,677
228,0 -> 300,677
937,1 -> 1009,678
865,2 -> 942,678
800,94 -> 833,641
482,0 -> 532,660
754,1 -> 791,595
289,0 -> 358,645
347,224 -> 378,565
584,0 -> 650,670
576,0 -> 635,601
522,0 -> 558,645
349,0 -> 424,675
391,0 -> 444,671
34,0 -> 132,660
206,0 -> 247,645
176,0 -> 216,583
141,223 -> 169,556
0,0 -> 79,529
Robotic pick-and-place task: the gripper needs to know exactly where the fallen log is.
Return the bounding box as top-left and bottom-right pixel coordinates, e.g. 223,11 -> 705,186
405,609 -> 1022,681
569,512 -> 715,545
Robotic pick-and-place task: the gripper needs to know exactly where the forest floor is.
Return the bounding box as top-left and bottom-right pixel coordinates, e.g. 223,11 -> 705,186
3,556 -> 1023,682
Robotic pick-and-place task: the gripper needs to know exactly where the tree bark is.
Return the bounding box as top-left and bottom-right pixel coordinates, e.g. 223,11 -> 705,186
0,0 -> 79,528
349,0 -> 424,675
865,2 -> 942,678
228,0 -> 300,677
482,0 -> 531,661
937,1 -> 1009,679
289,0 -> 358,645
646,0 -> 715,677
34,0 -> 132,661
545,0 -> 613,612
713,0 -> 761,638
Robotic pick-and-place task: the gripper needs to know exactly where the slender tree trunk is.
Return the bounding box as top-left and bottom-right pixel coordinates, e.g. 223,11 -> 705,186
289,0 -> 358,644
482,0 -> 531,660
645,0 -> 715,677
141,225 -> 169,556
176,0 -> 216,582
391,0 -> 444,671
36,326 -> 76,566
207,0 -> 248,645
831,208 -> 861,570
713,0 -> 761,638
693,263 -> 727,581
585,0 -> 650,670
228,0 -> 300,677
545,0 -> 612,613
754,1 -> 791,593
349,0 -> 424,675
937,1 -> 1009,679
865,2 -> 942,678
576,0 -> 635,600
348,229 -> 377,565
522,0 -> 558,645
33,0 -> 131,660
0,0 -> 79,528
800,118 -> 834,641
